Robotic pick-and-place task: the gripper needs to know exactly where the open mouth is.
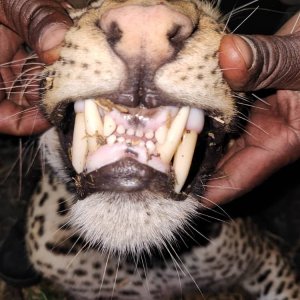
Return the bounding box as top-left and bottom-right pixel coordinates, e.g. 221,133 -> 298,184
70,98 -> 205,194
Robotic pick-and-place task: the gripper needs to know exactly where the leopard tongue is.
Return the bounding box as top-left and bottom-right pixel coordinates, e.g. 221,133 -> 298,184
71,99 -> 205,193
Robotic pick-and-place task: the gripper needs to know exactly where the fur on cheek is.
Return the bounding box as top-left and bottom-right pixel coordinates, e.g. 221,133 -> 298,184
69,191 -> 199,255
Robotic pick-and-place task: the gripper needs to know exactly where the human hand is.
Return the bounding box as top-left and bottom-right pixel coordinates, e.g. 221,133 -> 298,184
0,0 -> 72,136
204,13 -> 300,206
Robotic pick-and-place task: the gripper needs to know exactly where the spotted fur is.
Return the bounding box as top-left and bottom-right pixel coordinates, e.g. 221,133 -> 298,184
26,1 -> 300,299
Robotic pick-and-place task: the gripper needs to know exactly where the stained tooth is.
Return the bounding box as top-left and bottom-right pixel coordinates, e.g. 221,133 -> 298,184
72,113 -> 88,173
157,107 -> 190,164
103,115 -> 117,137
117,125 -> 125,135
85,99 -> 104,153
146,141 -> 155,154
186,108 -> 205,133
145,130 -> 154,140
107,135 -> 117,145
136,128 -> 143,138
127,128 -> 135,136
155,125 -> 168,144
173,130 -> 198,193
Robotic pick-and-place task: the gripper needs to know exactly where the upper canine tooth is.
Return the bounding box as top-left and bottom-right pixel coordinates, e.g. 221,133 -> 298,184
85,99 -> 104,153
103,115 -> 117,137
186,108 -> 205,133
72,113 -> 88,173
173,130 -> 198,193
157,107 -> 190,164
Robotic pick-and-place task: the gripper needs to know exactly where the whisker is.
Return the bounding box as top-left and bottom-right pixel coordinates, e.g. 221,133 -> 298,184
237,112 -> 270,135
231,5 -> 260,34
251,93 -> 271,106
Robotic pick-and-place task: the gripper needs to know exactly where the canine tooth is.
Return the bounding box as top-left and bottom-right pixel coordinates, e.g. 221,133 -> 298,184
107,135 -> 117,145
127,128 -> 135,136
85,99 -> 104,153
145,130 -> 154,140
117,125 -> 125,135
155,125 -> 168,144
72,113 -> 88,173
103,115 -> 117,137
146,141 -> 155,154
74,100 -> 85,113
157,107 -> 190,164
173,130 -> 198,193
186,108 -> 205,133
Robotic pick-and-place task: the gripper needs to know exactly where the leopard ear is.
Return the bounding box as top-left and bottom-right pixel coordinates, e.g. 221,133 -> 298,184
66,0 -> 93,9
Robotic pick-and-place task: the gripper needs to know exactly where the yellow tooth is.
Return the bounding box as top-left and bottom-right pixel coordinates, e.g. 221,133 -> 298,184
157,107 -> 190,164
103,115 -> 117,137
72,113 -> 88,173
173,130 -> 198,193
85,99 -> 104,153
155,125 -> 168,144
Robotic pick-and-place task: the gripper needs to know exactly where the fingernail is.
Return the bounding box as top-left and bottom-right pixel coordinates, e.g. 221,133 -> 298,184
232,35 -> 254,69
39,24 -> 69,52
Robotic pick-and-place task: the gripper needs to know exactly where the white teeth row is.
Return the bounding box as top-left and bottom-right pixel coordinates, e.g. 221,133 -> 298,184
72,100 -> 205,193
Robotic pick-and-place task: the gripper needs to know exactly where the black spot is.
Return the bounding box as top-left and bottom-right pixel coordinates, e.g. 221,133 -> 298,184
276,281 -> 285,295
292,290 -> 299,298
263,281 -> 273,295
119,290 -> 140,296
197,74 -> 203,80
257,269 -> 271,283
106,268 -> 114,276
57,269 -> 66,275
180,76 -> 187,81
74,269 -> 87,276
93,262 -> 101,269
57,198 -> 68,216
82,63 -> 89,69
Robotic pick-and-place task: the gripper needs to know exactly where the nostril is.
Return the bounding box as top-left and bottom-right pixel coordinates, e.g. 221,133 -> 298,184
106,22 -> 123,46
168,24 -> 190,47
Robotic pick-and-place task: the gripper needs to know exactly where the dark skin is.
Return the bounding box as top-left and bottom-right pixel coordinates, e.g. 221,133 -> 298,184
0,1 -> 299,205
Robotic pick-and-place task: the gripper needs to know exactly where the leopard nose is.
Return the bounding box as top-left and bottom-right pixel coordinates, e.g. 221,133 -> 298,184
100,5 -> 193,69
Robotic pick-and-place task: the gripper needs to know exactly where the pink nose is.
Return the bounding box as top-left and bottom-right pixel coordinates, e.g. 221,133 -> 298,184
100,4 -> 193,69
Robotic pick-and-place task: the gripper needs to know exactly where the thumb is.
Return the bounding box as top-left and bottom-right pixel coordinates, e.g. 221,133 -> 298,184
219,33 -> 300,91
0,0 -> 72,64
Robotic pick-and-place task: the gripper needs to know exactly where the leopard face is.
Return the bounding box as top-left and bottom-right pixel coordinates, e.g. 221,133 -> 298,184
40,0 -> 237,255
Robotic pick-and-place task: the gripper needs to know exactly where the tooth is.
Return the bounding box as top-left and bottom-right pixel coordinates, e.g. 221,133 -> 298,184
146,141 -> 155,154
157,107 -> 190,164
127,128 -> 135,136
136,128 -> 143,138
145,130 -> 154,140
117,125 -> 125,135
107,134 -> 117,145
85,99 -> 104,153
74,100 -> 85,113
186,108 -> 205,133
173,130 -> 198,193
72,113 -> 88,173
155,125 -> 168,144
103,115 -> 117,137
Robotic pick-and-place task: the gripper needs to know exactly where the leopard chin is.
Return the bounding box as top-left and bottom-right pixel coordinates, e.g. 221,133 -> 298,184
40,0 -> 237,255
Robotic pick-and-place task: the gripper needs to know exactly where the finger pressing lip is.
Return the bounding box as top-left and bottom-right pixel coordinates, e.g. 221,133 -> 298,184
0,0 -> 72,63
220,32 -> 300,91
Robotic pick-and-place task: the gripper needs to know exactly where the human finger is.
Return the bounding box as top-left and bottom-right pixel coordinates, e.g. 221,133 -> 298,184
0,0 -> 72,64
219,12 -> 300,91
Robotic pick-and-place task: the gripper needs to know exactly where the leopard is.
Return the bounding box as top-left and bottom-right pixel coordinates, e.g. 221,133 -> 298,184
25,0 -> 300,299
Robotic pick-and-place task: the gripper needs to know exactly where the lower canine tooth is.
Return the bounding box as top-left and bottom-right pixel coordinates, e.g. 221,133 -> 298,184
157,107 -> 190,164
72,113 -> 88,173
173,130 -> 198,193
85,99 -> 104,153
